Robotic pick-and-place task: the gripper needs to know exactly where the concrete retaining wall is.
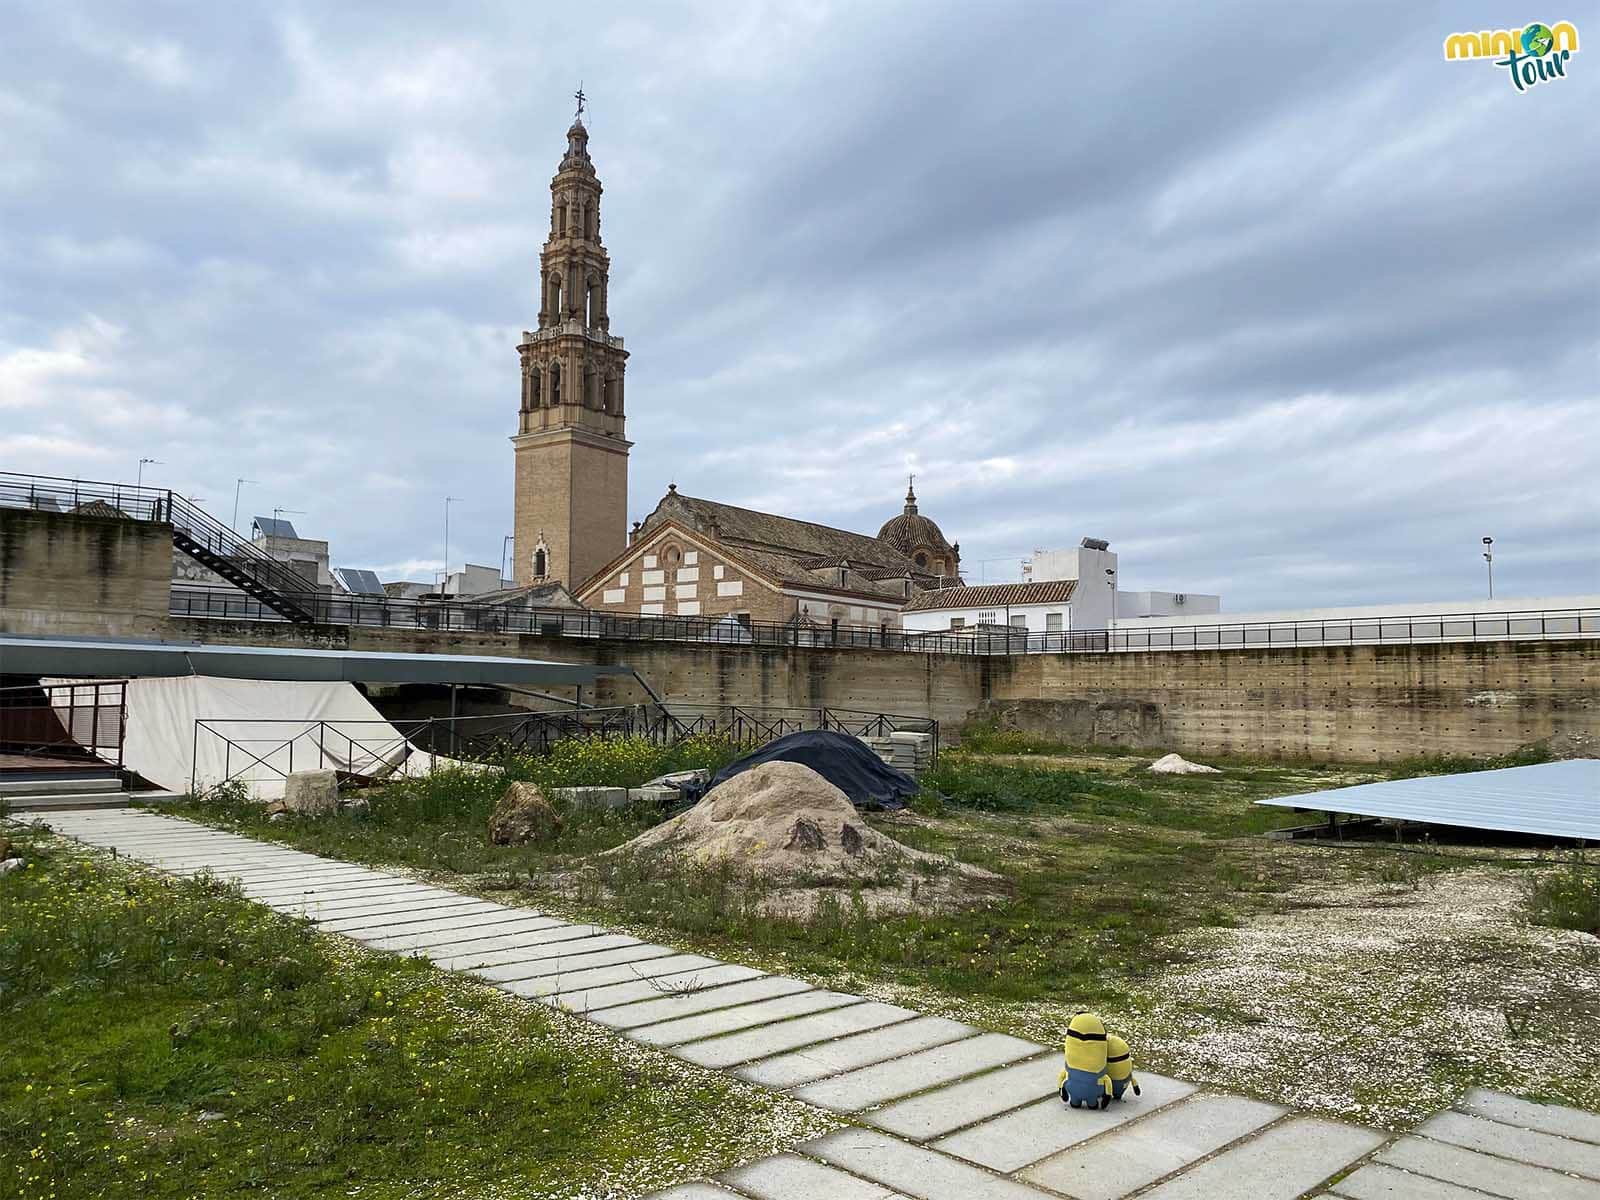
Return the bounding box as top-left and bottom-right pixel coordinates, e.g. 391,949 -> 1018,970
0,509 -> 172,639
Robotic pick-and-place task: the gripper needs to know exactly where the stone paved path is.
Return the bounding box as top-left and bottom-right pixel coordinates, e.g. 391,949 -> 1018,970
35,809 -> 1600,1200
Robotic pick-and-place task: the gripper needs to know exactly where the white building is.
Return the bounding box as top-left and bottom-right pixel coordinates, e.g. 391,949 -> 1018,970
902,538 -> 1220,634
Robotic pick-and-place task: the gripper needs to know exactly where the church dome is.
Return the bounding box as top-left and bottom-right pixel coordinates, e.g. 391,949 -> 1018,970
877,482 -> 959,575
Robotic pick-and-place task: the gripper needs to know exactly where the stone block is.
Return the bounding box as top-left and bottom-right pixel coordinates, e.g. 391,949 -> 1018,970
553,785 -> 629,810
720,1152 -> 904,1199
628,785 -> 680,807
282,769 -> 338,815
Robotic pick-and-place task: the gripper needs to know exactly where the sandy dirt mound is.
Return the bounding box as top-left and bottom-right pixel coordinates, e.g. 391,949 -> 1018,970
1148,753 -> 1222,775
606,762 -> 997,914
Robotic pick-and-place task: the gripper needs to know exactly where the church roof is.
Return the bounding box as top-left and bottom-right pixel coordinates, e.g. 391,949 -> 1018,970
637,489 -> 928,601
647,490 -> 917,572
903,579 -> 1077,612
876,482 -> 956,558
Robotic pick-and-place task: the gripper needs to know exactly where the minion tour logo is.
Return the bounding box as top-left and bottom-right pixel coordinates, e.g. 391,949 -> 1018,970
1443,21 -> 1580,92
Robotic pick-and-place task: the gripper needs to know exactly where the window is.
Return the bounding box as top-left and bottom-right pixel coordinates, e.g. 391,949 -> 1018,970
662,544 -> 681,567
1010,615 -> 1027,628
914,552 -> 928,567
1045,612 -> 1064,632
950,617 -> 965,629
533,548 -> 547,578
550,361 -> 562,405
978,611 -> 997,625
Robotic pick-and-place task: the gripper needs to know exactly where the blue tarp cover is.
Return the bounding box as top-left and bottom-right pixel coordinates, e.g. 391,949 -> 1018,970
681,729 -> 917,811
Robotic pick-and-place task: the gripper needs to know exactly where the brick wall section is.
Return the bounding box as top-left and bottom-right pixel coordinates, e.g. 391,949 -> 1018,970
584,533 -> 792,623
162,616 -> 1598,763
0,509 -> 173,638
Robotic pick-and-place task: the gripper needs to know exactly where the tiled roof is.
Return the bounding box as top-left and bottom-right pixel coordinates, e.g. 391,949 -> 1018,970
902,579 -> 1077,612
647,491 -> 915,571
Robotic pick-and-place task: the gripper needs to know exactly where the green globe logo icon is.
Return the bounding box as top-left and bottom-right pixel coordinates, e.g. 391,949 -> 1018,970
1522,23 -> 1554,56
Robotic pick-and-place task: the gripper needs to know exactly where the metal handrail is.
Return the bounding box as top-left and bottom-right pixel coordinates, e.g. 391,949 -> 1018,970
191,703 -> 939,793
1,471 -> 315,611
169,581 -> 1600,657
0,679 -> 127,771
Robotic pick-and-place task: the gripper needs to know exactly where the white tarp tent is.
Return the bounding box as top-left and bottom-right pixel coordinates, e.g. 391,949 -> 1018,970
48,675 -> 418,799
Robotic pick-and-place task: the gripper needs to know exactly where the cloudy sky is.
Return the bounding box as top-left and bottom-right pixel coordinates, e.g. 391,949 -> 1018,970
3,2 -> 1595,610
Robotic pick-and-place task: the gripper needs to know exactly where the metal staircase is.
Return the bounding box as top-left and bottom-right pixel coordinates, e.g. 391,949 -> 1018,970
1,472 -> 319,625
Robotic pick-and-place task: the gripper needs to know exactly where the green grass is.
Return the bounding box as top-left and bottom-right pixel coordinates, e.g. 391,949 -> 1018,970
161,748 -> 1360,1013
0,824 -> 830,1199
1528,853 -> 1600,936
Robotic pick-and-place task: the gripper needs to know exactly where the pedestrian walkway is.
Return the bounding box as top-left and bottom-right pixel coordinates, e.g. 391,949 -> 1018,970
33,809 -> 1600,1200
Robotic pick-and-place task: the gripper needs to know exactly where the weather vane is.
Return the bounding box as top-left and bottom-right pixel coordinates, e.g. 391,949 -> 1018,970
574,83 -> 586,120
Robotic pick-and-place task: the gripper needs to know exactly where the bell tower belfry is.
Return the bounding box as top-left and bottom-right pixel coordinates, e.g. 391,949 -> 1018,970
512,93 -> 631,589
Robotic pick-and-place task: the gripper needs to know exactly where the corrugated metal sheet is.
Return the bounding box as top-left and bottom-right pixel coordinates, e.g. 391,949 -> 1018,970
1257,760 -> 1600,840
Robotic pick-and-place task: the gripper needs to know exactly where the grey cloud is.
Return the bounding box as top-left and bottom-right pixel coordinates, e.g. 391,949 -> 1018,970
0,0 -> 1594,610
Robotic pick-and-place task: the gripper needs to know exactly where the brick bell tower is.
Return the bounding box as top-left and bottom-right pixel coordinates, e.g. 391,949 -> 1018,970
512,93 -> 630,588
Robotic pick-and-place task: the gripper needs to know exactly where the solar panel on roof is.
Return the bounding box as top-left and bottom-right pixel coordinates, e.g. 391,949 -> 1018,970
1256,759 -> 1600,841
252,516 -> 299,539
335,567 -> 385,596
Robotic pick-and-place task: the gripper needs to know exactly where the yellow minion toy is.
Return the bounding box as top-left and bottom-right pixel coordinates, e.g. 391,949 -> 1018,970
1058,1011 -> 1113,1110
1106,1033 -> 1141,1101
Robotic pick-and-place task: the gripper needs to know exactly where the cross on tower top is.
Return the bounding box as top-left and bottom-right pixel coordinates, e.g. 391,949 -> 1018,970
574,84 -> 586,120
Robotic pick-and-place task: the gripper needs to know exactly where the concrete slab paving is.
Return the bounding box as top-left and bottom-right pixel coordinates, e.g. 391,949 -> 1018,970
589,975 -> 814,1030
1135,1117 -> 1387,1200
361,915 -> 566,952
1021,1093 -> 1285,1199
504,953 -> 728,999
736,1017 -> 977,1090
282,893 -> 472,920
415,924 -> 615,961
234,872 -> 406,891
1420,1111 -> 1600,1181
720,1151 -> 910,1199
240,874 -> 421,896
932,1071 -> 1198,1172
792,1033 -> 1043,1114
470,943 -> 680,983
541,964 -> 768,1015
629,988 -> 862,1048
1329,1161 -> 1489,1199
314,903 -> 519,934
641,1184 -> 743,1199
432,932 -> 644,972
806,1128 -> 1061,1199
1456,1089 -> 1600,1146
868,1053 -> 1058,1141
677,1002 -> 918,1070
1377,1135 -> 1599,1200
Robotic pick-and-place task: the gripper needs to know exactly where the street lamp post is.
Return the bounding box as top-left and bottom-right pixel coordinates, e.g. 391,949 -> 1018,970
232,479 -> 258,533
443,497 -> 463,592
1105,566 -> 1117,649
1482,536 -> 1494,600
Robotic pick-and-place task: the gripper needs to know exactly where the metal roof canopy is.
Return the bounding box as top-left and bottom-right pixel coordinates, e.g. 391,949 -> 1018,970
0,633 -> 629,690
1257,759 -> 1600,841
